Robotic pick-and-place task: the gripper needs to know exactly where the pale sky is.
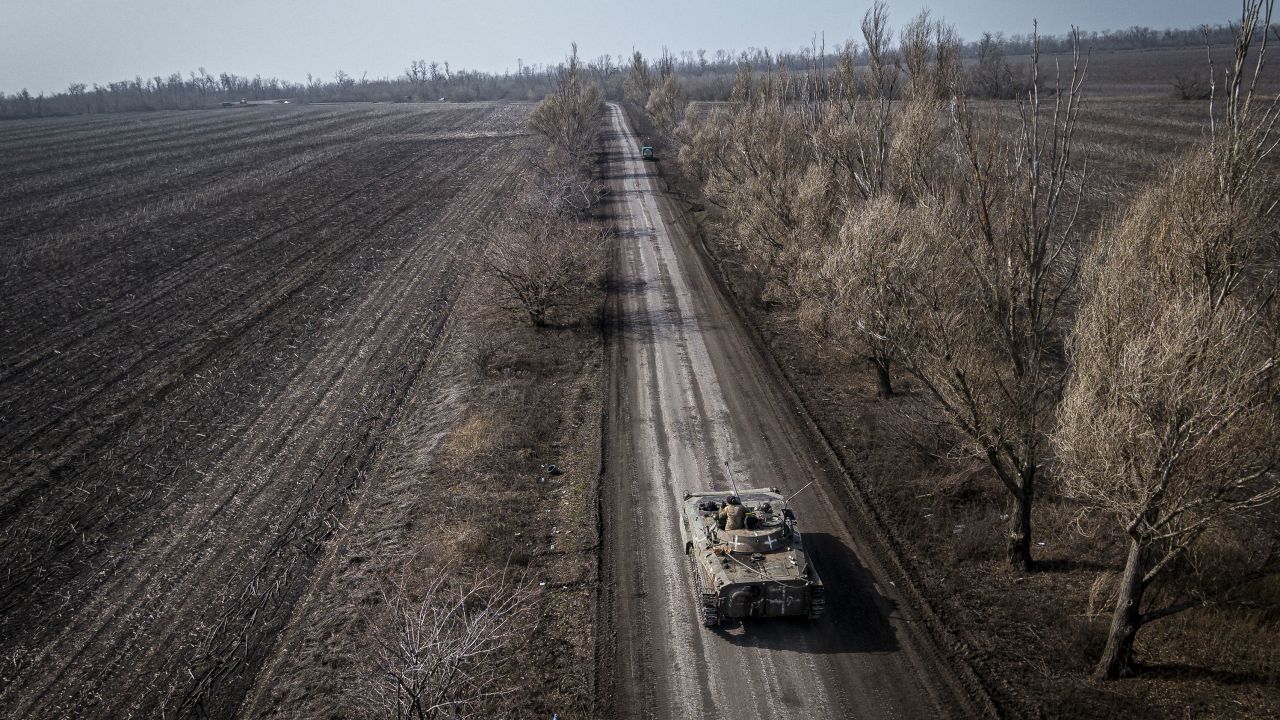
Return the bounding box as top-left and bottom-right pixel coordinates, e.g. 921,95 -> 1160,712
0,1 -> 1247,95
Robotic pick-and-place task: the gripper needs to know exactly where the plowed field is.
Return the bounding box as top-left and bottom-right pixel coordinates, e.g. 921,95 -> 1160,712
0,102 -> 534,718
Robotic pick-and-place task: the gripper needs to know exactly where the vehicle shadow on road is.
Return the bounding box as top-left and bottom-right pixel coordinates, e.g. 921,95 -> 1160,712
714,532 -> 901,654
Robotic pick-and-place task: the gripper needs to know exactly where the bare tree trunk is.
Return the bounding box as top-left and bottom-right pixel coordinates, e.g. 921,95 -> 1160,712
869,356 -> 893,397
529,307 -> 547,327
1096,538 -> 1148,679
1007,482 -> 1033,570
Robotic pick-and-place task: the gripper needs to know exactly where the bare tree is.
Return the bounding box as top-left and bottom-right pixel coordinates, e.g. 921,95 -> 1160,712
812,3 -> 901,204
645,74 -> 689,135
676,62 -> 821,297
362,567 -> 538,719
1060,288 -> 1279,678
895,26 -> 1087,570
527,161 -> 606,218
405,60 -> 430,98
972,33 -> 1013,99
899,9 -> 960,102
683,4 -> 961,395
623,50 -> 653,106
529,44 -> 604,172
483,215 -> 609,327
1056,0 -> 1280,679
797,196 -> 936,397
791,7 -> 959,398
1170,71 -> 1210,100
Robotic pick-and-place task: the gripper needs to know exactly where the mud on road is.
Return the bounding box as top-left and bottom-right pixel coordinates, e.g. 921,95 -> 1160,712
0,102 -> 535,718
596,103 -> 988,719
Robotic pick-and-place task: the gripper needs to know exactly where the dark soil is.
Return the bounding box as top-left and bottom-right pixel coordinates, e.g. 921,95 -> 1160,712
0,102 -> 608,719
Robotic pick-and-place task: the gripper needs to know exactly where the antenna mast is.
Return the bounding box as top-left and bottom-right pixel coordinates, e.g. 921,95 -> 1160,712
723,460 -> 742,500
783,481 -> 815,512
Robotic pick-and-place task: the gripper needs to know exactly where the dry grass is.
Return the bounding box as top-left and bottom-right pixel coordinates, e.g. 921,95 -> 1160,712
445,411 -> 505,469
245,266 -> 606,720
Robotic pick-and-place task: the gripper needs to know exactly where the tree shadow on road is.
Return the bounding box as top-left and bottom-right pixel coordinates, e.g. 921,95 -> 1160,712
599,171 -> 655,182
714,532 -> 901,654
602,266 -> 729,346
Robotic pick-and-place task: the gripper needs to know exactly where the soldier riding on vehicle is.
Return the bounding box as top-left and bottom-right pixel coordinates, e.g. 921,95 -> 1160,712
717,496 -> 745,530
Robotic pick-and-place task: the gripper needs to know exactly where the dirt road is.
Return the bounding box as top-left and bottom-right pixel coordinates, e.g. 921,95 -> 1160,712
599,103 -> 980,719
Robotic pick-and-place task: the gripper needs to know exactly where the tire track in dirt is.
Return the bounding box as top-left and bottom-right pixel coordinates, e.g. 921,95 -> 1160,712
0,106 -> 497,254
0,108 -> 509,310
605,105 -> 835,720
170,143 -> 525,720
0,104 -> 418,171
0,104 -> 496,211
0,115 -> 113,142
0,129 -> 422,466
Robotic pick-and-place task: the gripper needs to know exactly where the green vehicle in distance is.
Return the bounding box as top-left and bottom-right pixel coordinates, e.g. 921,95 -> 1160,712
640,145 -> 656,161
680,487 -> 825,627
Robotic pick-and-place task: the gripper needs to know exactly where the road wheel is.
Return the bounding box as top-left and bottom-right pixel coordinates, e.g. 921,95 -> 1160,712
807,584 -> 826,621
701,602 -> 721,628
691,555 -> 720,627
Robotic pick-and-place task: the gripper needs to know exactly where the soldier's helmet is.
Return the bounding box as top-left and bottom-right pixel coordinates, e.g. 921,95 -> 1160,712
726,496 -> 741,505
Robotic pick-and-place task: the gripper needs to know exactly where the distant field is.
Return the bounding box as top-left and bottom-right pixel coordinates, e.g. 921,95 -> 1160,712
1021,44 -> 1280,97
0,103 -> 533,718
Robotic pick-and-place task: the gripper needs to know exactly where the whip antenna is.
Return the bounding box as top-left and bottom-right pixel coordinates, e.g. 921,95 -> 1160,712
783,481 -> 815,512
723,460 -> 742,500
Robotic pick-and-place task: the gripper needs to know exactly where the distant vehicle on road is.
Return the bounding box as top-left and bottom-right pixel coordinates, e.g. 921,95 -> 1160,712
680,488 -> 824,627
640,145 -> 656,161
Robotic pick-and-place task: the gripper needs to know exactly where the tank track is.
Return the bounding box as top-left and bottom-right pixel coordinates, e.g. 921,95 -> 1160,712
701,592 -> 720,627
691,554 -> 720,627
807,584 -> 826,621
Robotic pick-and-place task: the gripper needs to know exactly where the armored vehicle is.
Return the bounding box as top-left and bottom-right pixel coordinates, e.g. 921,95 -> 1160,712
679,487 -> 824,627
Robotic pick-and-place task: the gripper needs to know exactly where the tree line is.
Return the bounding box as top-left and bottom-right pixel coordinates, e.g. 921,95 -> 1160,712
485,44 -> 609,330
643,0 -> 1279,683
2,15 -> 1271,119
0,64 -> 565,119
